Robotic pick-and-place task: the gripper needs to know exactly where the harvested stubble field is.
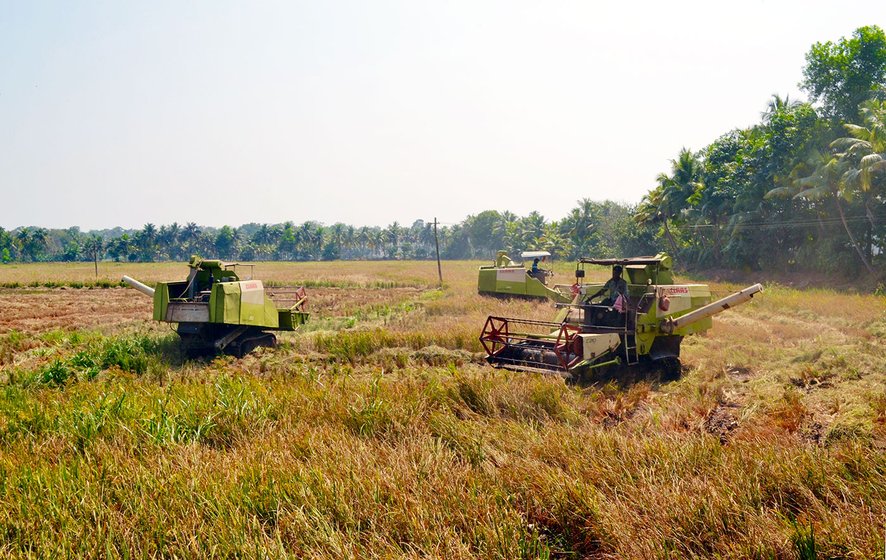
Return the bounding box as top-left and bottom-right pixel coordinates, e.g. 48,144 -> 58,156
0,260 -> 883,558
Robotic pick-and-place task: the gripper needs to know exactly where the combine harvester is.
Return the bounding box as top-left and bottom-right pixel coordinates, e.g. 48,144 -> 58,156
477,250 -> 574,303
123,257 -> 308,357
479,254 -> 762,381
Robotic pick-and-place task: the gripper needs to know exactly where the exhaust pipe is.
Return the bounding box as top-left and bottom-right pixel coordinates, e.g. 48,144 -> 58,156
122,276 -> 155,297
661,283 -> 762,334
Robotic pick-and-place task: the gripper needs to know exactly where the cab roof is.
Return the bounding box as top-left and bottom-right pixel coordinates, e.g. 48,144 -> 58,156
520,251 -> 551,258
578,256 -> 663,266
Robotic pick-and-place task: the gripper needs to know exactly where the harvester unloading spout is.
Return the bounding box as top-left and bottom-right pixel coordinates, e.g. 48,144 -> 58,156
479,254 -> 763,381
122,276 -> 155,297
660,283 -> 762,334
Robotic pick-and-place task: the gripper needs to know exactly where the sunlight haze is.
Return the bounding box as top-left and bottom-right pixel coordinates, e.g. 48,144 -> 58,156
0,0 -> 879,229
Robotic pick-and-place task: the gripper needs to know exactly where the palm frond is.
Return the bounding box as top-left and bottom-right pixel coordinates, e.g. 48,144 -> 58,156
795,174 -> 819,188
842,123 -> 869,138
765,185 -> 799,199
860,153 -> 883,167
830,137 -> 870,152
840,167 -> 862,190
793,186 -> 832,201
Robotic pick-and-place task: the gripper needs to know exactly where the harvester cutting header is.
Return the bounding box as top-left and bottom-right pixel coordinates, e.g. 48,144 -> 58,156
123,256 -> 308,357
480,254 -> 762,381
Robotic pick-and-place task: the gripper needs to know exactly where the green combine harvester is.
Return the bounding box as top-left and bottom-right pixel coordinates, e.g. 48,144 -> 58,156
480,254 -> 762,381
123,257 -> 308,357
478,250 -> 574,303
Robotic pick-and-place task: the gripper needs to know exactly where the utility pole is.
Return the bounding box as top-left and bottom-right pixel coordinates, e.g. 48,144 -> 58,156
433,218 -> 443,288
89,236 -> 102,278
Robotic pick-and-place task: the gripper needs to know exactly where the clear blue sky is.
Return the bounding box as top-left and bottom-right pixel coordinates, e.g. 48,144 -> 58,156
0,1 -> 880,230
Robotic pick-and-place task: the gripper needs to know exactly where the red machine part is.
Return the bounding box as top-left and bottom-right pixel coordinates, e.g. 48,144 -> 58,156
479,316 -> 510,356
553,323 -> 581,371
480,316 -> 583,373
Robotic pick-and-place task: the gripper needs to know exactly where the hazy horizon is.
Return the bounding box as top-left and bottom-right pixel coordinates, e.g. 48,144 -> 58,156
1,1 -> 880,230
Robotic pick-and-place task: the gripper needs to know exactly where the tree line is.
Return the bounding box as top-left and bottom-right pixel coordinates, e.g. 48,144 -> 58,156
1,26 -> 884,275
0,203 -> 654,265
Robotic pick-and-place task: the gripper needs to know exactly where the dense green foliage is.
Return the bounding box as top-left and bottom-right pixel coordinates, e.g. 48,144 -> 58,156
0,203 -> 654,265
633,25 -> 886,275
802,26 -> 886,122
2,27 -> 884,276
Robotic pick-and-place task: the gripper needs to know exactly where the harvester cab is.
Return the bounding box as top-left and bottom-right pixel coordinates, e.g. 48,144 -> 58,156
480,253 -> 762,381
122,257 -> 309,357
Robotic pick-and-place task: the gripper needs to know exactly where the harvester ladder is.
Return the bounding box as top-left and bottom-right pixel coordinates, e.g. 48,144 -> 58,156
623,335 -> 639,366
623,309 -> 639,366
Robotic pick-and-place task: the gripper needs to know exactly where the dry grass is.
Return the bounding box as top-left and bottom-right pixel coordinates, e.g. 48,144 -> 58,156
0,285 -> 428,336
0,260 -> 883,558
0,261 -> 444,289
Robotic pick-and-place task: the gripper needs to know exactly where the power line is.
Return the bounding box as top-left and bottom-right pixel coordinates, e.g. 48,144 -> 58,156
684,215 -> 878,230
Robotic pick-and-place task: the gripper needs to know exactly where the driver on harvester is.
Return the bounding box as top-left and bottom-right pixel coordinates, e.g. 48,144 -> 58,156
528,257 -> 548,283
589,265 -> 627,306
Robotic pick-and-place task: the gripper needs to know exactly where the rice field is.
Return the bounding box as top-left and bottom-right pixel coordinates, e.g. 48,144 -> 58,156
0,260 -> 883,558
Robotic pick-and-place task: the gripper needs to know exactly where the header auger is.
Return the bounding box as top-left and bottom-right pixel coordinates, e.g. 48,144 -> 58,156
479,254 -> 762,382
123,256 -> 308,357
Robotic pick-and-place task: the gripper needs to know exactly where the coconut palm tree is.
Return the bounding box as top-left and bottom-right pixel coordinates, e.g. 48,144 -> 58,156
518,212 -> 546,250
277,222 -> 297,260
183,222 -> 201,257
343,226 -> 356,258
761,94 -> 800,123
329,223 -> 346,255
252,224 -> 273,245
562,199 -> 600,258
164,222 -> 181,259
778,149 -> 875,273
831,99 -> 886,194
85,234 -> 104,276
356,227 -> 371,258
636,149 -> 703,259
373,229 -> 386,259
830,99 -> 886,269
636,179 -> 679,256
385,222 -> 402,258
14,228 -> 31,261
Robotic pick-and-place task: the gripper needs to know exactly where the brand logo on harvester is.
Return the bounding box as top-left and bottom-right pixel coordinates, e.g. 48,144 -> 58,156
243,281 -> 260,290
660,286 -> 689,295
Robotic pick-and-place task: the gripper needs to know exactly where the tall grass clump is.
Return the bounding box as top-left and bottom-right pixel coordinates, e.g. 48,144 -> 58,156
0,330 -> 36,365
313,327 -> 482,363
14,333 -> 178,387
345,376 -> 391,437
